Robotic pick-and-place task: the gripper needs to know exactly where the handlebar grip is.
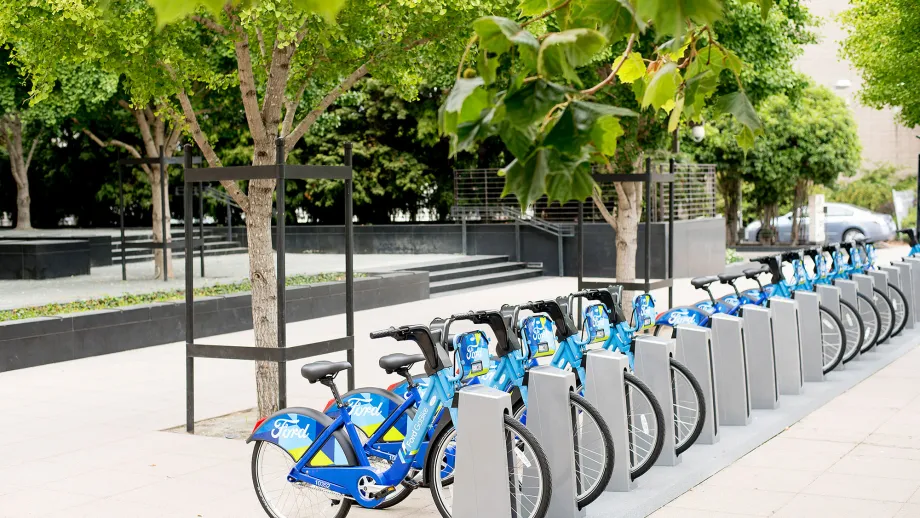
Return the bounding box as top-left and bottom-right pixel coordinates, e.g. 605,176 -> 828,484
450,311 -> 477,320
369,327 -> 398,339
571,290 -> 591,297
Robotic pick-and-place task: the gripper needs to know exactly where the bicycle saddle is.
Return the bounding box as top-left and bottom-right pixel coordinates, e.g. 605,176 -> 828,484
690,275 -> 719,289
743,264 -> 769,279
378,353 -> 425,374
301,361 -> 352,383
717,272 -> 744,283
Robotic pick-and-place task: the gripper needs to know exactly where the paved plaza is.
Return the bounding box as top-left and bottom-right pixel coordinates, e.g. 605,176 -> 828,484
2,247 -> 920,517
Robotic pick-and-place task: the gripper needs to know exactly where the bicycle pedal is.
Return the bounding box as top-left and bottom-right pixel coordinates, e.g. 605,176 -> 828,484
369,486 -> 396,499
401,477 -> 420,490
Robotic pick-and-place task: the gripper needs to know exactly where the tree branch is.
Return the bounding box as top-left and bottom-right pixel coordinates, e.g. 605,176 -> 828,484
234,34 -> 268,147
581,33 -> 638,97
191,15 -> 230,36
176,88 -> 250,212
256,27 -> 269,75
285,62 -> 370,151
81,126 -> 152,176
261,38 -> 296,138
24,131 -> 42,172
522,0 -> 572,27
281,81 -> 309,138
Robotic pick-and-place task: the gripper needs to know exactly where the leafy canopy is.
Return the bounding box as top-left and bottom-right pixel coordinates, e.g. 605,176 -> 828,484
841,0 -> 920,128
439,0 -> 772,210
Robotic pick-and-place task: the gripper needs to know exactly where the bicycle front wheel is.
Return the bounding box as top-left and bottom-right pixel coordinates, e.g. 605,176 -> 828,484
670,359 -> 706,455
873,287 -> 894,344
887,284 -> 909,337
818,304 -> 846,373
839,298 -> 864,364
624,373 -> 665,479
427,415 -> 552,518
856,291 -> 881,352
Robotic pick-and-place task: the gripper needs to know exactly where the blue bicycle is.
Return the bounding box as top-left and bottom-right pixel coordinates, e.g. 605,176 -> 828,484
896,229 -> 920,256
247,322 -> 552,518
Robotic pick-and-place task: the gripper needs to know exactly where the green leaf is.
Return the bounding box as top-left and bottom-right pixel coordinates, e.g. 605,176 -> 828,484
590,115 -> 624,156
565,0 -> 645,41
637,0 -> 723,40
574,101 -> 638,118
499,121 -> 538,160
613,52 -> 645,84
538,29 -> 607,85
503,79 -> 567,126
440,77 -> 490,146
641,62 -> 681,111
668,96 -> 685,132
473,17 -> 540,56
519,0 -> 567,17
543,102 -> 598,155
714,91 -> 763,133
291,0 -> 346,23
502,148 -> 552,209
477,51 -> 499,85
735,125 -> 756,151
546,161 -> 595,204
741,0 -> 774,19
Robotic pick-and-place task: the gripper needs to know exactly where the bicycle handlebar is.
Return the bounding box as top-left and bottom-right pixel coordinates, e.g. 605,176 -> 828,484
370,327 -> 400,339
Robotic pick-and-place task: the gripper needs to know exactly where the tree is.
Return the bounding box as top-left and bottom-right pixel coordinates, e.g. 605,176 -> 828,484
694,82 -> 860,243
0,49 -> 116,229
438,0 -> 769,302
2,0 -> 514,417
840,0 -> 920,128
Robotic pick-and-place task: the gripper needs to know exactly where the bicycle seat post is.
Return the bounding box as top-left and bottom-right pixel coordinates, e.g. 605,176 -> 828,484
321,376 -> 346,409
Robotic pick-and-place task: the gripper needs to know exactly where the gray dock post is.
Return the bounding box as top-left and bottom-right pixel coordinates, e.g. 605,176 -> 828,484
890,262 -> 915,329
741,306 -> 779,410
675,325 -> 720,444
634,336 -> 680,466
584,350 -> 635,491
816,285 -> 848,370
852,274 -> 877,348
769,297 -> 805,395
710,314 -> 751,425
834,279 -> 861,360
869,270 -> 890,297
527,365 -> 584,518
453,385 -> 513,517
794,291 -> 825,382
904,258 -> 920,323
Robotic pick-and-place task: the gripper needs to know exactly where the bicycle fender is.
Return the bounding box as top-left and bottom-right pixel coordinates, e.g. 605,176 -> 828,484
247,407 -> 357,467
325,388 -> 415,443
655,307 -> 710,327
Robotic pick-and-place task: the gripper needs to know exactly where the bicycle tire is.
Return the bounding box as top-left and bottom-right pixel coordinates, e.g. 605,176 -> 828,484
252,441 -> 352,518
887,283 -> 909,337
873,287 -> 894,344
426,415 -> 552,518
839,298 -> 864,364
818,304 -> 846,373
856,291 -> 881,352
623,373 -> 665,480
670,359 -> 706,456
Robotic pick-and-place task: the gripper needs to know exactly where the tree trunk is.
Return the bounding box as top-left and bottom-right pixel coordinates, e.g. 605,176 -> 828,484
760,204 -> 778,244
615,181 -> 642,318
719,174 -> 740,246
790,179 -> 808,245
149,167 -> 174,280
0,116 -> 34,230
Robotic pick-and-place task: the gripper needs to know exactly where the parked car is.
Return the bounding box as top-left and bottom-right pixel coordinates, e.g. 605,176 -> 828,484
744,202 -> 897,243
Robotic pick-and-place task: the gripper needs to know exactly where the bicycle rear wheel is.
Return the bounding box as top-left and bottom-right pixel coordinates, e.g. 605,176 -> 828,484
818,304 -> 846,373
251,441 -> 351,518
670,359 -> 706,455
887,284 -> 909,337
839,298 -> 864,364
856,291 -> 881,352
427,415 -> 552,518
873,287 -> 894,344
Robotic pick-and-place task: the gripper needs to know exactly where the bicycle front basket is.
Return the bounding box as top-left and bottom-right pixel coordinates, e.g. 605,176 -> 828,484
583,303 -> 611,343
633,293 -> 657,331
453,330 -> 491,380
519,314 -> 559,358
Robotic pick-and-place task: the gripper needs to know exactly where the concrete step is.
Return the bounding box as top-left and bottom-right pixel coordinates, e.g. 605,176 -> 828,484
429,261 -> 531,282
430,267 -> 543,294
114,240 -> 242,255
404,255 -> 511,273
114,246 -> 249,264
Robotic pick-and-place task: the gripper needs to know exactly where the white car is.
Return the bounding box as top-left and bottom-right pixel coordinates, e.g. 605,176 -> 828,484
744,202 -> 897,243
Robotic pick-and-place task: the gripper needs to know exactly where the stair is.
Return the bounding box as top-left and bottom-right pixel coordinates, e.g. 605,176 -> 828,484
406,256 -> 544,294
113,229 -> 246,264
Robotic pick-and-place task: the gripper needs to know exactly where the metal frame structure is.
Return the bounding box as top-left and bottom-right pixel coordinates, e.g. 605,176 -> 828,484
182,139 -> 356,433
116,147 -> 204,281
577,158 -> 676,308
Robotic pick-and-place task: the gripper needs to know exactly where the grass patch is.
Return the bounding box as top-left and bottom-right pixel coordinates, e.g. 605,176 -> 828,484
0,272 -> 366,322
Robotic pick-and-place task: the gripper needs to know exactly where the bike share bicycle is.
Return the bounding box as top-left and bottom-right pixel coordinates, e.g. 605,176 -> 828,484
841,240 -> 909,339
248,321 -> 553,518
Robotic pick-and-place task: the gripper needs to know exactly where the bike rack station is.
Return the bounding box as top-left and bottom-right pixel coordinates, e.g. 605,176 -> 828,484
453,385 -> 514,517
633,336 -> 681,466
885,264 -> 914,329
741,305 -> 780,410
710,314 -> 751,426
584,349 -> 636,491
794,291 -> 825,382
181,140 -> 356,433
675,325 -> 720,444
769,298 -> 805,395
903,257 -> 920,323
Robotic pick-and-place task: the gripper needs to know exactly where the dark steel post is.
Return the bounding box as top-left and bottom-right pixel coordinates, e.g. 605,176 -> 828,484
557,234 -> 564,276
916,154 -> 919,235
275,138 -> 287,410
199,182 -> 205,277
668,158 -> 676,309
645,158 -> 652,290
578,201 -> 584,312
227,202 -> 233,242
515,223 -> 521,261
344,142 -> 356,391
183,145 -> 195,433
118,154 -> 126,281
160,146 -> 168,282
461,218 -> 467,255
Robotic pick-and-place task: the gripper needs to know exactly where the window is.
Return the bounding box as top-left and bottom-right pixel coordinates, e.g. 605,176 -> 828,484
826,205 -> 854,217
